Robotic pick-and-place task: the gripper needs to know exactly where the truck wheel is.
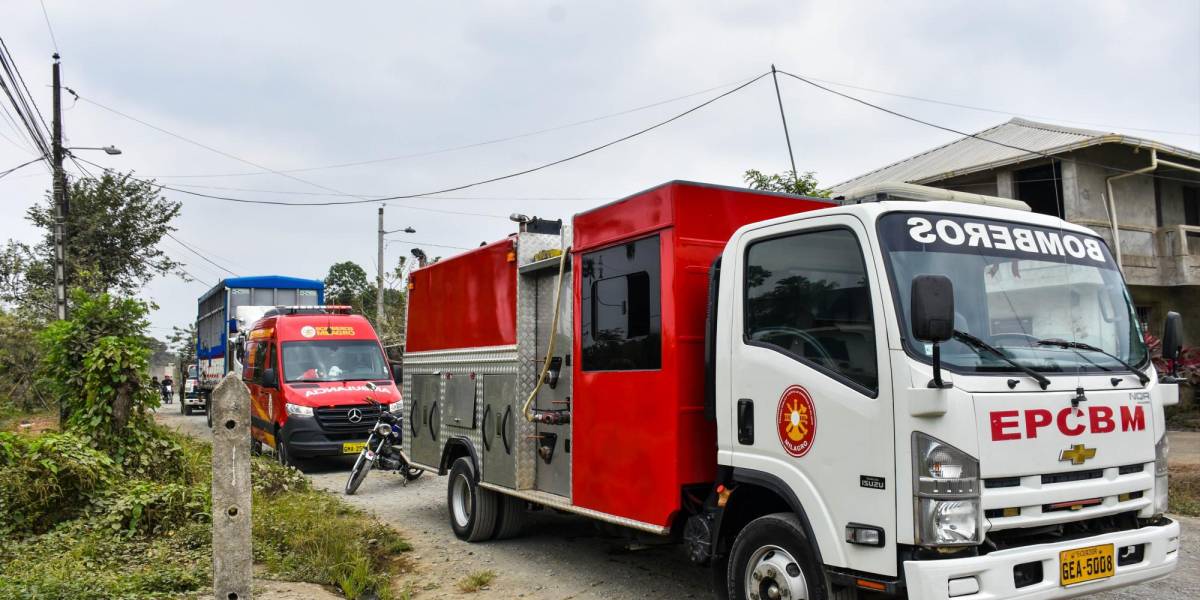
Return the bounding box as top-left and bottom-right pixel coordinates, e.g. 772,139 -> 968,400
180,398 -> 187,415
205,395 -> 213,428
727,513 -> 826,600
493,494 -> 526,540
447,457 -> 498,542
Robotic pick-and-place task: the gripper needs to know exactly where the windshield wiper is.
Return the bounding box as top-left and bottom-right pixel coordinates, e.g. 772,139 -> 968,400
953,330 -> 1051,389
1036,339 -> 1149,386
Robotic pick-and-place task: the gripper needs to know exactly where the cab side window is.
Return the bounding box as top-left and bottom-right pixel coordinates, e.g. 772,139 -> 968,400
744,228 -> 878,394
580,235 -> 662,371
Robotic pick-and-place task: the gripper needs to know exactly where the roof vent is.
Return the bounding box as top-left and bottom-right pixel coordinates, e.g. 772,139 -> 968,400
835,182 -> 1030,212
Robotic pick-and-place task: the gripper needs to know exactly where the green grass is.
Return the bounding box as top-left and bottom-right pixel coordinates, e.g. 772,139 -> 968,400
0,425 -> 411,600
456,570 -> 497,593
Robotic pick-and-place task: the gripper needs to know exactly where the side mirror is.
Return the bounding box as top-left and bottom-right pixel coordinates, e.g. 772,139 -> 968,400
911,275 -> 954,343
911,275 -> 955,388
391,362 -> 403,383
1162,311 -> 1183,362
261,368 -> 278,388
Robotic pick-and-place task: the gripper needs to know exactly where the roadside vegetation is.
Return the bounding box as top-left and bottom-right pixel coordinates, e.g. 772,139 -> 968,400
0,294 -> 411,599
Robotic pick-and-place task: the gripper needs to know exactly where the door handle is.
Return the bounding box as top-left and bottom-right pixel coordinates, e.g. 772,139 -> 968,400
737,399 -> 754,445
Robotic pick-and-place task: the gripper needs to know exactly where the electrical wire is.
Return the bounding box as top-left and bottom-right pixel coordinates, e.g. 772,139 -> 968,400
777,69 -> 1200,187
792,71 -> 1199,138
383,239 -> 470,251
0,38 -> 52,153
39,1 -> 60,54
121,74 -> 762,179
71,72 -> 771,207
0,156 -> 44,179
165,232 -> 240,277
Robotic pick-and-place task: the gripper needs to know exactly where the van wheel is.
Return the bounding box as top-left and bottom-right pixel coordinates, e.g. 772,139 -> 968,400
727,513 -> 826,600
275,436 -> 299,470
493,494 -> 526,540
447,457 -> 498,542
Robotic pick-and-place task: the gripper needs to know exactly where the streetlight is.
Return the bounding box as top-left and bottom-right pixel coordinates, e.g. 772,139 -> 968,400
67,145 -> 122,155
384,226 -> 416,235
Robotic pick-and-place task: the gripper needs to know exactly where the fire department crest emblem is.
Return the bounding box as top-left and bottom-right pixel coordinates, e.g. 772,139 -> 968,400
776,385 -> 816,457
300,325 -> 316,338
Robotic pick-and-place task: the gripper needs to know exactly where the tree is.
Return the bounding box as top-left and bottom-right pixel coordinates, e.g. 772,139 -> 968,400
324,261 -> 371,307
169,323 -> 196,381
743,169 -> 831,197
24,171 -> 183,298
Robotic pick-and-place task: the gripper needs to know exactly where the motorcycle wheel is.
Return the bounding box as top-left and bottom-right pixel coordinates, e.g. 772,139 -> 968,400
345,450 -> 374,495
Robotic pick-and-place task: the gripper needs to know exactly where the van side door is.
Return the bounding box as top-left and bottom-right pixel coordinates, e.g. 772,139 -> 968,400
727,214 -> 897,577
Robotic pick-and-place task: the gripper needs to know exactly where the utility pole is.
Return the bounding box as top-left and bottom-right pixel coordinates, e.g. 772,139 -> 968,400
376,206 -> 385,328
51,53 -> 68,320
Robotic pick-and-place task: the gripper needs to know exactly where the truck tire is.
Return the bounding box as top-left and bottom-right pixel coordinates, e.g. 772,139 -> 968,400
205,394 -> 213,428
180,397 -> 187,415
727,513 -> 826,600
493,494 -> 526,540
447,457 -> 498,542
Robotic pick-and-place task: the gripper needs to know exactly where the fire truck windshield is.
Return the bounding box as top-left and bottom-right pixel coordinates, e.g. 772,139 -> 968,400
878,212 -> 1148,376
281,340 -> 389,382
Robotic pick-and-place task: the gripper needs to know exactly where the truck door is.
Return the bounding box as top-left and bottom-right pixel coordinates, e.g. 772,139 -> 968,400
728,215 -> 897,577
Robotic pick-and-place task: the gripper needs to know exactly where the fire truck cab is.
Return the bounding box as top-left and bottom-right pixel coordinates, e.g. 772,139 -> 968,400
244,306 -> 401,465
401,181 -> 1181,599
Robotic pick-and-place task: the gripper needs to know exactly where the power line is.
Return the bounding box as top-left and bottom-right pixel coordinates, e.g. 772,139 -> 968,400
122,75 -> 761,179
165,232 -> 239,277
384,238 -> 471,251
0,39 -> 51,158
794,71 -> 1200,138
39,1 -> 60,54
0,156 -> 44,179
162,181 -> 608,200
777,69 -> 1200,187
72,72 -> 771,207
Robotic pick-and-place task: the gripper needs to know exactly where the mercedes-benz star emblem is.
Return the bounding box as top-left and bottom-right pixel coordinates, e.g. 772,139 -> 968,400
347,408 -> 363,424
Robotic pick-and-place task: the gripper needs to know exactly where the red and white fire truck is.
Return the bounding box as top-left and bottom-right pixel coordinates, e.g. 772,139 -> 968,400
401,181 -> 1182,599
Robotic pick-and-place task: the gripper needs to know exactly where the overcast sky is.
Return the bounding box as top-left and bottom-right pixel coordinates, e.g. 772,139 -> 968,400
2,1 -> 1198,340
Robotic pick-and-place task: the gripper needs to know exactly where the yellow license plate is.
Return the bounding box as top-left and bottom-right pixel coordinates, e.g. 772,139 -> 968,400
1059,544 -> 1114,586
342,442 -> 366,455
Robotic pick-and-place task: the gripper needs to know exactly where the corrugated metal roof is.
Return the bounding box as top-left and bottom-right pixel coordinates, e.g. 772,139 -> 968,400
832,118 -> 1200,191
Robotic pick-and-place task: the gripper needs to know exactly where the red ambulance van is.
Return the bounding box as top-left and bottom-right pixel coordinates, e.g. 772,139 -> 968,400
242,306 -> 401,466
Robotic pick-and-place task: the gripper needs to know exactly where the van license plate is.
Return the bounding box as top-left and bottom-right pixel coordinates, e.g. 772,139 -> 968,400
342,442 -> 366,455
1059,544 -> 1114,586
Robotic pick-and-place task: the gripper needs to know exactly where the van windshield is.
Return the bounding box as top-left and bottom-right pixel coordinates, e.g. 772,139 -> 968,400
878,212 -> 1147,376
281,340 -> 388,382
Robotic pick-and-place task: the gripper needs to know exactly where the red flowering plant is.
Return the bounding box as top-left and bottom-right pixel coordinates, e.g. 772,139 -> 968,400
1145,332 -> 1200,385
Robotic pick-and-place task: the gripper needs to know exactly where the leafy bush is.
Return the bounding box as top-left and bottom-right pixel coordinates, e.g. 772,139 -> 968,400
0,432 -> 116,535
90,480 -> 210,538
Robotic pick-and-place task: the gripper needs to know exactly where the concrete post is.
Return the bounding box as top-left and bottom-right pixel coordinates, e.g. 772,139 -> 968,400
211,372 -> 252,600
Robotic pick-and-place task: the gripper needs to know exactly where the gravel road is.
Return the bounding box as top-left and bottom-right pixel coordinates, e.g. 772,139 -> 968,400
157,409 -> 1199,599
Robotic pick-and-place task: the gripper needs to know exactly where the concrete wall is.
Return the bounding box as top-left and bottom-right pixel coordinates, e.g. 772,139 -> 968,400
1130,285 -> 1200,347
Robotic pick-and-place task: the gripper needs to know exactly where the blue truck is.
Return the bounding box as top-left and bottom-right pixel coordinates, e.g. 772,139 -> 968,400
195,275 -> 325,423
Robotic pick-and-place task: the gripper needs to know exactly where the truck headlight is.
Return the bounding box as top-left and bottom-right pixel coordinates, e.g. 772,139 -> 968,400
1154,433 -> 1169,516
388,401 -> 403,414
285,403 -> 313,417
913,433 -> 981,546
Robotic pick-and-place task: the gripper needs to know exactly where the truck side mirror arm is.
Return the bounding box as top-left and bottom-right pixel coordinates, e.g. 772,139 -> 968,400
911,274 -> 955,389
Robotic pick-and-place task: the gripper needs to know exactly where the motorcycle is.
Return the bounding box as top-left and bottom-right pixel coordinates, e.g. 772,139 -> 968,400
345,383 -> 423,495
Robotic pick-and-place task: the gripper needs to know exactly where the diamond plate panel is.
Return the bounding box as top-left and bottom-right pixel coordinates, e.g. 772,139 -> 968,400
515,230 -> 570,490
402,345 -> 517,475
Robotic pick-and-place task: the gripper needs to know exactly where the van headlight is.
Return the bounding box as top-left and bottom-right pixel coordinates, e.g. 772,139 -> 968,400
913,432 -> 982,546
285,403 -> 313,417
1154,433 -> 1169,516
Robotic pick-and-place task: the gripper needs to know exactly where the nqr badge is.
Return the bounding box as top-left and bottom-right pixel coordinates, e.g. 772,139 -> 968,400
776,385 -> 816,457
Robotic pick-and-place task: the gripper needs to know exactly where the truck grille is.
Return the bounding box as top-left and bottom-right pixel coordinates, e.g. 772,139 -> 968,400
982,463 -> 1154,532
314,404 -> 381,433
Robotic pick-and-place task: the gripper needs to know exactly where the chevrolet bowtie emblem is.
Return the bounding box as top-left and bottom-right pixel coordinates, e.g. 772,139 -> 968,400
1059,444 -> 1097,466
